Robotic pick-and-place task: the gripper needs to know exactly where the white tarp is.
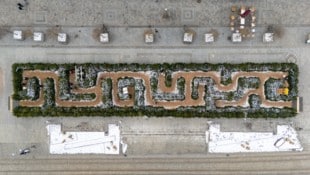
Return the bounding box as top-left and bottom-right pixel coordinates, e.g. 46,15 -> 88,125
263,33 -> 274,43
207,124 -> 303,153
47,124 -> 120,154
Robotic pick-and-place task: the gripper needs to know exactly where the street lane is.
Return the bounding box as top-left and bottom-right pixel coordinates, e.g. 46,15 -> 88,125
1,152 -> 310,174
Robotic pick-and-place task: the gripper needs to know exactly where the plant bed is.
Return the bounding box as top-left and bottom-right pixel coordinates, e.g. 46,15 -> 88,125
12,62 -> 298,117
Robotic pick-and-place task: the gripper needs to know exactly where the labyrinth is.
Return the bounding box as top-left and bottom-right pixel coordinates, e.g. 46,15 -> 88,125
12,63 -> 299,117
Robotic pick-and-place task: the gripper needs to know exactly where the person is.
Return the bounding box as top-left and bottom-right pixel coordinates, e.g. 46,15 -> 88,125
17,3 -> 24,10
154,28 -> 161,38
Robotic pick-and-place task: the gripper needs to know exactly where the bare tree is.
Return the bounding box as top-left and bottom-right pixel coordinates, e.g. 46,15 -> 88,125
92,24 -> 108,42
268,25 -> 285,39
0,27 -> 10,39
162,8 -> 170,19
24,28 -> 33,39
46,26 -> 61,39
209,29 -> 219,41
92,27 -> 102,42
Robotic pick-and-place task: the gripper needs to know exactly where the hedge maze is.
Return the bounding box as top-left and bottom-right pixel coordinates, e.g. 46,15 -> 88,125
12,63 -> 298,117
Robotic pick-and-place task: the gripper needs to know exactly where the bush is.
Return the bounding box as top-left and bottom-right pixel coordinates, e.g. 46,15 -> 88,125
12,62 -> 298,118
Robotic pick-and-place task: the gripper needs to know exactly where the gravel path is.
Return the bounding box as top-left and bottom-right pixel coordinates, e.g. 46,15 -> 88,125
19,70 -> 292,109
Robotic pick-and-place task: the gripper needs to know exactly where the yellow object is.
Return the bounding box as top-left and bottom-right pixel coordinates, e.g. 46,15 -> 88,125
277,88 -> 289,95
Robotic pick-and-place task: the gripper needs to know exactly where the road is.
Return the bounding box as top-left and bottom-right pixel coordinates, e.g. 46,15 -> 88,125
1,152 -> 310,174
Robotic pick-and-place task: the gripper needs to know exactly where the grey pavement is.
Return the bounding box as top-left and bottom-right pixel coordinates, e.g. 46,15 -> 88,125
0,1 -> 309,174
1,0 -> 310,27
1,153 -> 310,174
0,45 -> 309,158
1,26 -> 310,49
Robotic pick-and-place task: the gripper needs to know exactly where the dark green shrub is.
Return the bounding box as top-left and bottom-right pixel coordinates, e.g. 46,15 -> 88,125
12,62 -> 298,118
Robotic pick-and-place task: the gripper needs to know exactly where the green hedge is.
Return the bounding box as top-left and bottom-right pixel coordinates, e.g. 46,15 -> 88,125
13,106 -> 246,118
12,62 -> 298,118
13,105 -> 296,118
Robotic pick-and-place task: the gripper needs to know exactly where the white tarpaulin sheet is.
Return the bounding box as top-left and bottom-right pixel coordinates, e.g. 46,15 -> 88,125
207,124 -> 303,153
47,124 -> 120,154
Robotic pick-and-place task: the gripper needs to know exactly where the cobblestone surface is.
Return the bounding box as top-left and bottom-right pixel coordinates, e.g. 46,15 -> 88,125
0,0 -> 310,159
0,0 -> 309,27
0,26 -> 309,49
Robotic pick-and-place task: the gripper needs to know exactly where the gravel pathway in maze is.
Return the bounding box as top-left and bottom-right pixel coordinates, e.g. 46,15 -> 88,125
19,70 -> 292,109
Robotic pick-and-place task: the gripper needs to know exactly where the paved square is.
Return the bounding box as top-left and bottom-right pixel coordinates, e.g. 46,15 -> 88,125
0,0 -> 310,173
